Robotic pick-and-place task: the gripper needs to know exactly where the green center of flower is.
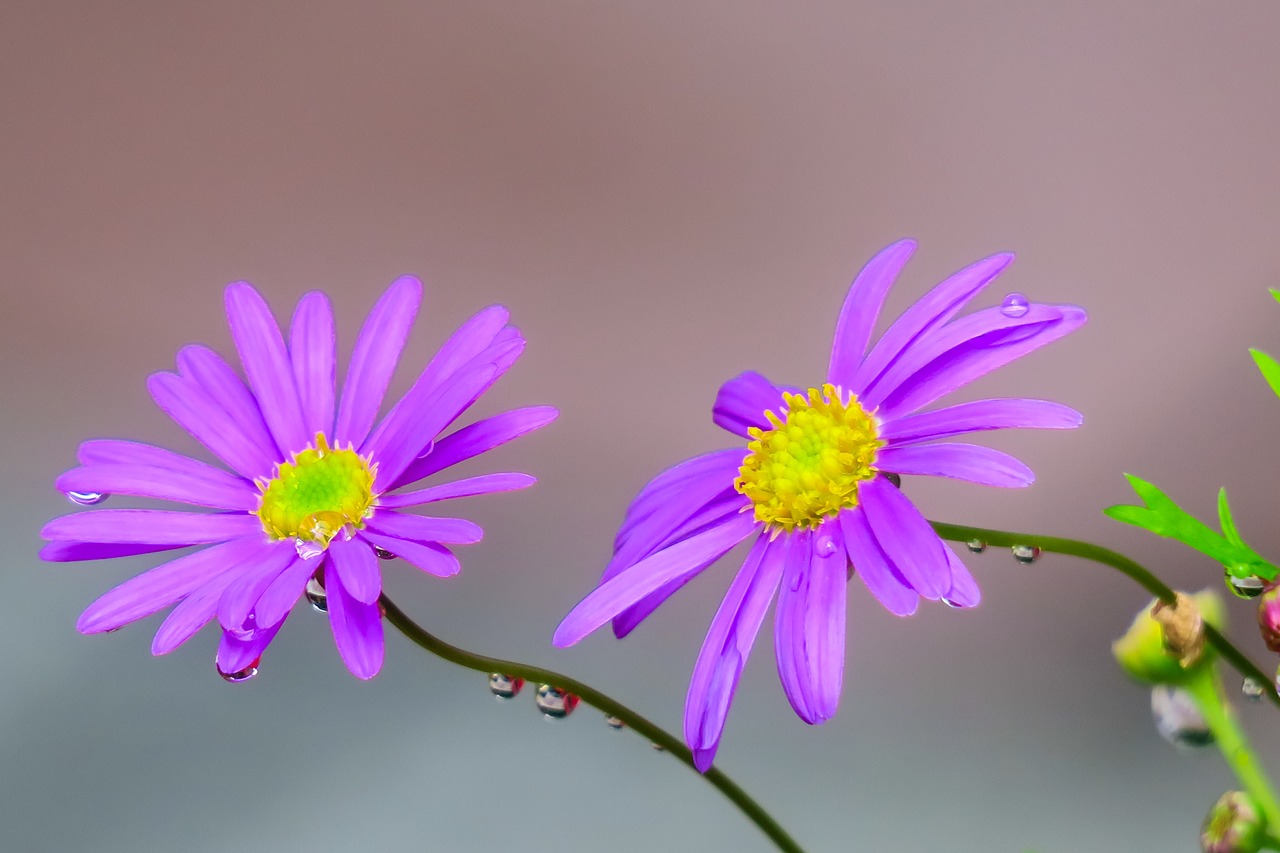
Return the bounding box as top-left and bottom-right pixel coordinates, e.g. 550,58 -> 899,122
734,384 -> 883,533
256,433 -> 376,548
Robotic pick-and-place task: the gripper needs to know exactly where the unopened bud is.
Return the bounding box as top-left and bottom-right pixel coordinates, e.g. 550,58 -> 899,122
1113,590 -> 1225,686
1202,791 -> 1266,853
1256,584 -> 1280,654
1153,591 -> 1206,667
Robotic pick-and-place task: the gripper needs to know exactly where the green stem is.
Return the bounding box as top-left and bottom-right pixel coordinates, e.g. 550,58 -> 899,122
1183,664 -> 1280,830
379,594 -> 805,853
932,522 -> 1280,710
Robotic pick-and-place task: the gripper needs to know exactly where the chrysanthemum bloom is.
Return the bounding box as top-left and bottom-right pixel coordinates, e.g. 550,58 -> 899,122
42,277 -> 556,680
554,239 -> 1085,770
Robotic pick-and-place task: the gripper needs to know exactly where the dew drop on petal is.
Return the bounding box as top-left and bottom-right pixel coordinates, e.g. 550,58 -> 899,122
217,656 -> 261,683
66,490 -> 107,506
883,472 -> 901,489
374,547 -> 396,561
1225,569 -> 1266,599
965,539 -> 987,554
296,539 -> 326,560
305,577 -> 328,613
1242,678 -> 1267,701
1011,544 -> 1041,564
604,715 -> 625,730
488,673 -> 525,700
1000,292 -> 1030,318
814,535 -> 838,558
534,684 -> 579,719
1151,685 -> 1213,750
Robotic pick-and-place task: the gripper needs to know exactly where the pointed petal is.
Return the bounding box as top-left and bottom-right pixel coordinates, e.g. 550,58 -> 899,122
42,509 -> 261,545
857,477 -> 951,599
839,507 -> 919,617
175,345 -> 281,462
147,372 -> 275,480
876,443 -> 1035,488
943,547 -> 982,608
378,473 -> 536,508
216,539 -> 298,630
254,554 -> 318,628
712,371 -> 788,438
290,291 -> 336,439
357,531 -> 460,577
881,398 -> 1082,445
327,535 -> 381,604
151,565 -> 245,655
326,568 -> 385,679
364,511 -> 483,545
391,406 -> 558,488
224,282 -> 309,454
215,617 -> 285,675
416,304 -> 510,395
827,239 -> 917,387
57,462 -> 256,511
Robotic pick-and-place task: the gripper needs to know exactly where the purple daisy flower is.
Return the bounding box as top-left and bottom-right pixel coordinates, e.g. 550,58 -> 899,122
43,277 -> 556,680
554,239 -> 1086,770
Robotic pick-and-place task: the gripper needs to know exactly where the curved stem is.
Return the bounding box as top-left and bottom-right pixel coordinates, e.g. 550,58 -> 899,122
379,594 -> 806,853
931,522 -> 1280,710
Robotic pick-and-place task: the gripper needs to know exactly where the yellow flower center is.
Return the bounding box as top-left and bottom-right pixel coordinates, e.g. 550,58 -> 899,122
734,384 -> 883,533
256,433 -> 376,550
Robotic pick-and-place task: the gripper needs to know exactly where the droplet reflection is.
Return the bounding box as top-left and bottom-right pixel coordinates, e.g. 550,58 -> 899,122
1000,292 -> 1030,318
1011,544 -> 1041,564
488,673 -> 525,700
66,490 -> 107,506
1151,685 -> 1213,750
535,684 -> 579,719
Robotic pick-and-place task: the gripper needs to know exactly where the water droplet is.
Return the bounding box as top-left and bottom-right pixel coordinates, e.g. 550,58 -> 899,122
965,539 -> 987,554
217,657 -> 260,683
814,535 -> 838,558
1151,685 -> 1213,749
1000,292 -> 1030,318
1242,678 -> 1267,701
650,742 -> 666,752
305,577 -> 328,613
534,684 -> 579,719
1226,569 -> 1266,599
883,472 -> 901,488
374,547 -> 396,560
295,539 -> 326,560
1011,544 -> 1041,564
604,715 -> 625,730
415,440 -> 435,460
488,673 -> 525,700
66,490 -> 107,506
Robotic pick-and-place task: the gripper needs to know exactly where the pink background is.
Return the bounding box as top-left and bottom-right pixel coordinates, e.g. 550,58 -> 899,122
4,2 -> 1280,850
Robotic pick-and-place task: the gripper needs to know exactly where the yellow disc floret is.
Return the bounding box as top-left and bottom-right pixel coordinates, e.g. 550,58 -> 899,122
734,384 -> 883,533
256,433 -> 376,549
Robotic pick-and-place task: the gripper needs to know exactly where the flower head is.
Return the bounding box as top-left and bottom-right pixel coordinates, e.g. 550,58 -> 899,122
553,239 -> 1085,770
43,277 -> 556,680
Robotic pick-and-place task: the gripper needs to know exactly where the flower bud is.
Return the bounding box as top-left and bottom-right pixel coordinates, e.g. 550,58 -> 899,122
1256,584 -> 1280,654
1113,589 -> 1225,686
1202,791 -> 1266,853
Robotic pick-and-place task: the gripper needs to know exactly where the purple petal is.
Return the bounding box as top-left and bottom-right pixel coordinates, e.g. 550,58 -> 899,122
333,277 -> 422,449
327,535 -> 381,604
774,524 -> 848,723
391,406 -> 558,488
378,473 -> 536,508
40,541 -> 182,562
358,531 -> 460,577
839,508 -> 919,617
685,533 -> 783,772
216,617 -> 284,675
827,239 -> 917,388
364,511 -> 483,545
254,555 -> 318,628
216,539 -> 298,631
857,477 -> 951,599
553,512 -> 758,648
876,443 -> 1035,488
773,535 -> 814,722
290,291 -> 337,440
151,558 -> 253,655
850,252 -> 1015,396
881,398 -> 1083,445
43,509 -> 261,545
417,305 -> 510,395
943,547 -> 982,608
712,371 -> 787,438
175,345 -> 281,463
57,463 -> 256,511
76,536 -> 267,634
147,372 -> 275,480
326,568 -> 384,679
615,448 -> 745,549
224,283 -> 309,455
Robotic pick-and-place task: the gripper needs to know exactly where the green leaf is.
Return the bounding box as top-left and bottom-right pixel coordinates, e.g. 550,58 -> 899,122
1270,287 -> 1280,306
1249,348 -> 1280,399
1218,488 -> 1243,546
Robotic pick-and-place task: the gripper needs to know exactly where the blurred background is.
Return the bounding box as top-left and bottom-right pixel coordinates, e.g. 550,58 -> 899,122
4,2 -> 1280,850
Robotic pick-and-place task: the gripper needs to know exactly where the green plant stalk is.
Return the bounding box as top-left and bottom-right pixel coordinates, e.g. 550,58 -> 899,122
379,594 -> 805,853
1183,664 -> 1280,831
932,522 -> 1280,710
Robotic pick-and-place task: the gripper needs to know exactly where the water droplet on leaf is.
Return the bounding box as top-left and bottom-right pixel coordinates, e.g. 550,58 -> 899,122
1226,570 -> 1266,599
1151,685 -> 1213,749
1000,292 -> 1030,318
651,742 -> 666,752
1242,678 -> 1267,701
488,673 -> 524,700
965,539 -> 987,554
604,715 -> 625,730
66,490 -> 107,506
217,657 -> 260,683
534,684 -> 579,719
1011,544 -> 1041,564
305,577 -> 328,613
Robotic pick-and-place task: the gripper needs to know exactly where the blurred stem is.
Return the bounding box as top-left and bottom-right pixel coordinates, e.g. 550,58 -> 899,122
379,594 -> 805,853
932,522 -> 1280,711
1182,664 -> 1280,830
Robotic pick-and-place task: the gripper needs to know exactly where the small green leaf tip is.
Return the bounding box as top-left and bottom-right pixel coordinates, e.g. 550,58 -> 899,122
1202,791 -> 1267,853
1269,287 -> 1280,306
1113,589 -> 1225,686
1105,475 -> 1278,584
1249,348 -> 1280,400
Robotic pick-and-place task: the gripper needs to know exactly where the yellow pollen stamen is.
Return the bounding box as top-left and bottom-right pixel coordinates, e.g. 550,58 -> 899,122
255,433 -> 377,550
733,383 -> 883,533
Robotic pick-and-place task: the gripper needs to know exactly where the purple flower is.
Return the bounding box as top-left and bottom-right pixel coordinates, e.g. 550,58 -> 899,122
554,239 -> 1085,771
43,277 -> 556,680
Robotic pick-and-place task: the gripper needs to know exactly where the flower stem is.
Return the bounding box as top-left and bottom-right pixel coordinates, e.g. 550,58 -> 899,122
1182,664 -> 1280,830
930,522 -> 1280,711
379,594 -> 806,853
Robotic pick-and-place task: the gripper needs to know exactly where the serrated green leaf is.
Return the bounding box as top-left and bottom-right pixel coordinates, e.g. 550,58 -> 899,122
1249,348 -> 1280,399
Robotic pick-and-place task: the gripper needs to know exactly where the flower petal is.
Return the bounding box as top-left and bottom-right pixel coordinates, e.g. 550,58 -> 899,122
175,345 -> 281,463
615,448 -> 746,549
254,554 -> 318,628
57,463 -> 256,511
364,511 -> 483,545
357,530 -> 460,577
147,372 -> 274,480
712,371 -> 788,438
290,291 -> 337,440
880,398 -> 1082,445
391,406 -> 558,488
827,239 -> 917,388
42,509 -> 261,545
555,512 -> 758,648
416,304 -> 510,395
40,541 -> 181,562
327,535 -> 381,604
152,562 -> 250,655
326,568 -> 384,679
224,282 -> 309,455
216,539 -> 299,631
839,507 -> 919,617
857,476 -> 951,599
378,473 -> 536,508
216,617 -> 284,676
333,276 -> 422,449
773,535 -> 814,722
76,536 -> 267,634
685,532 -> 783,772
876,443 -> 1035,488
943,547 -> 982,608
775,524 -> 848,723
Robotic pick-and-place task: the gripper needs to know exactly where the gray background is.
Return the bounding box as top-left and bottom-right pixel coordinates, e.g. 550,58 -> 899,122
4,2 -> 1280,851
